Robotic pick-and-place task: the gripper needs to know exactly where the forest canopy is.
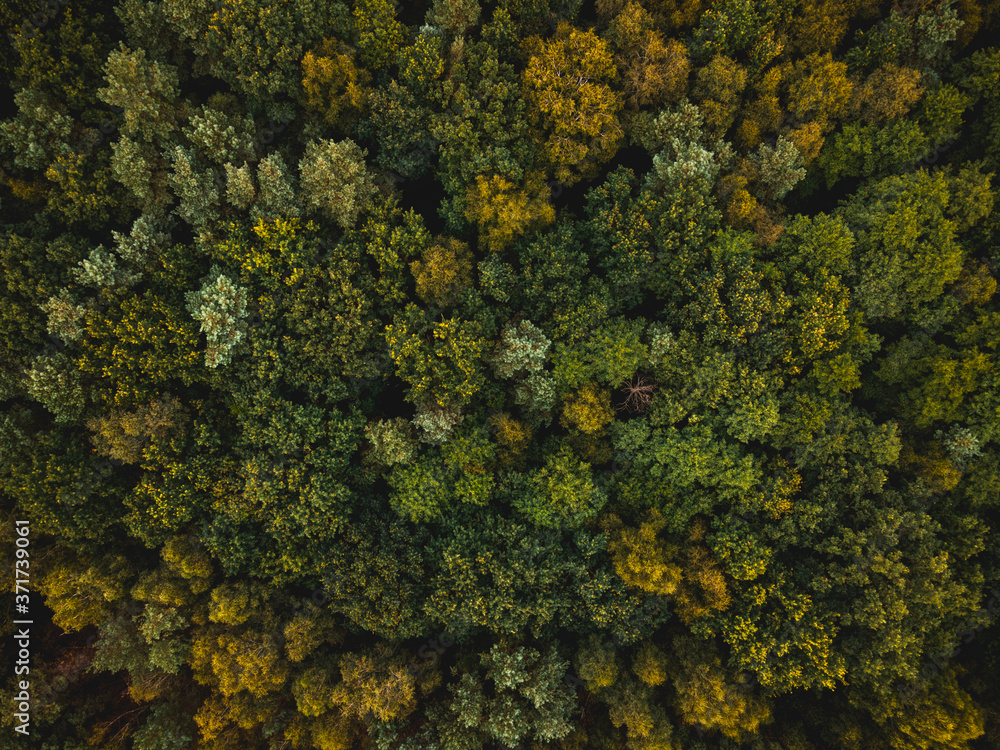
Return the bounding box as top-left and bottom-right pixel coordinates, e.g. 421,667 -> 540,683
1,0 -> 1000,748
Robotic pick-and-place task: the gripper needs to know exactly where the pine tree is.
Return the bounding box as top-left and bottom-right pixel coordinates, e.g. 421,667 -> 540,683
224,161 -> 257,210
747,135 -> 807,201
184,265 -> 249,369
254,151 -> 300,220
39,288 -> 86,343
0,88 -> 74,170
167,145 -> 221,228
96,42 -> 181,144
298,138 -> 377,230
489,319 -> 551,379
365,418 -> 420,465
183,103 -> 255,166
429,643 -> 577,748
23,351 -> 86,423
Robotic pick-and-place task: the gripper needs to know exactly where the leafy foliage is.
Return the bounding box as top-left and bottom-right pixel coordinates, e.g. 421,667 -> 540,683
4,2 -> 1000,749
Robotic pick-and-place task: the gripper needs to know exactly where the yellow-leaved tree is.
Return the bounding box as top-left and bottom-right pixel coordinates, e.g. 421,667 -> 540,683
601,508 -> 683,596
410,236 -> 474,307
301,38 -> 370,131
606,2 -> 691,110
329,643 -> 420,724
521,22 -> 624,186
561,381 -> 615,435
464,172 -> 555,252
668,634 -> 774,742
